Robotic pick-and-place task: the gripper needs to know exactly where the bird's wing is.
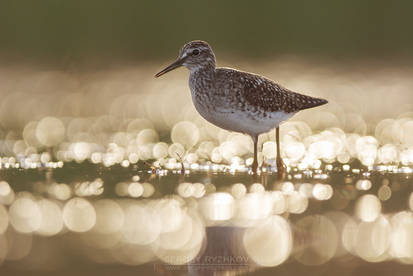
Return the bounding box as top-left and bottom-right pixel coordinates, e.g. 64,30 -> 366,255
216,68 -> 327,113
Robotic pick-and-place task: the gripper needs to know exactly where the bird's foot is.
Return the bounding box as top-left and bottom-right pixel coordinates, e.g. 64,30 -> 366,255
260,160 -> 268,172
252,161 -> 258,175
276,158 -> 287,180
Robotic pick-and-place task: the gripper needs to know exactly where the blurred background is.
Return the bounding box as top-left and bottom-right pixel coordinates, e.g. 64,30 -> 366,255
1,0 -> 413,62
1,1 -> 413,275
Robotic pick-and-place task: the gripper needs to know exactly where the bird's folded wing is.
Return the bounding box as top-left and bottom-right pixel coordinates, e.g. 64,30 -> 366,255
216,68 -> 327,113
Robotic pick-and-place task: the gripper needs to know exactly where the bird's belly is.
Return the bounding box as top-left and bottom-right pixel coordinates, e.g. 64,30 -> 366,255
193,100 -> 294,136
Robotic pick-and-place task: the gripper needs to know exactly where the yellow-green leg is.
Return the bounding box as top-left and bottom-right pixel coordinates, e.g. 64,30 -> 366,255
276,127 -> 286,180
252,135 -> 258,175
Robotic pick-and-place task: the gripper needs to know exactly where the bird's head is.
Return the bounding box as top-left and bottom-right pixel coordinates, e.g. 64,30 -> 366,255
155,40 -> 216,77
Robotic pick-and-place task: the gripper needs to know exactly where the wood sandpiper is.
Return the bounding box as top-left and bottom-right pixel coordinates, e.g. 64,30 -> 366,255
155,40 -> 327,177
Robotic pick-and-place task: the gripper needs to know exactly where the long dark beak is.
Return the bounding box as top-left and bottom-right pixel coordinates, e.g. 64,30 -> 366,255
155,58 -> 185,78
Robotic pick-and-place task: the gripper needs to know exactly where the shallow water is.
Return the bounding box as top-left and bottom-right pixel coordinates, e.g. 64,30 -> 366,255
0,160 -> 412,275
0,60 -> 413,275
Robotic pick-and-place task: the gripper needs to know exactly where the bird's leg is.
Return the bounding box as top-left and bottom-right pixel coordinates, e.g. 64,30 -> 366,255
276,127 -> 286,180
252,135 -> 259,176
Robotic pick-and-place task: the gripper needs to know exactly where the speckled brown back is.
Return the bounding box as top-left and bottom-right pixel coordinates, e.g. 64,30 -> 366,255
214,68 -> 328,113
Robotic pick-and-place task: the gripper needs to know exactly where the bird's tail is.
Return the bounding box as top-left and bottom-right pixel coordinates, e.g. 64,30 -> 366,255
299,96 -> 328,111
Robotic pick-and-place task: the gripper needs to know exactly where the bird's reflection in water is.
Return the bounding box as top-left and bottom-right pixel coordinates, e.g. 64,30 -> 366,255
0,167 -> 413,275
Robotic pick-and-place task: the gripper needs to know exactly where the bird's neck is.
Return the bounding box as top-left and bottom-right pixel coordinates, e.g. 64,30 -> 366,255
189,65 -> 216,98
189,64 -> 216,80
188,62 -> 215,74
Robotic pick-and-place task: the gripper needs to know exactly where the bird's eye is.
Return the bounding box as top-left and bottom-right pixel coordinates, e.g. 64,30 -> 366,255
192,49 -> 200,56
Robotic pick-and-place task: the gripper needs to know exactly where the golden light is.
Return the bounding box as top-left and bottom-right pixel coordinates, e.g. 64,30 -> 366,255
378,185 -> 392,201
409,193 -> 413,211
112,242 -> 156,265
0,187 -> 15,205
356,136 -> 378,166
156,198 -> 184,233
249,183 -> 265,193
390,211 -> 413,261
356,179 -> 372,191
142,182 -> 155,198
171,121 -> 200,149
400,148 -> 413,165
63,197 -> 96,232
243,215 -> 292,266
91,152 -> 103,164
156,212 -> 193,250
0,205 -> 8,234
354,215 -> 390,262
9,197 -> 42,233
192,183 -> 205,198
0,181 -> 11,197
204,183 -> 217,194
236,192 -> 273,222
48,183 -> 72,201
271,191 -> 287,215
72,142 -> 91,162
337,152 -> 350,163
155,214 -> 205,265
401,120 -> 413,146
74,179 -> 104,197
219,141 -> 239,163
211,147 -> 223,163
281,181 -> 295,195
287,191 -> 308,214
231,183 -> 247,199
298,183 -> 313,198
35,117 -> 65,147
325,211 -> 353,258
121,202 -> 161,245
262,141 -> 276,159
378,144 -> 399,164
128,152 -> 139,164
127,182 -> 143,198
312,183 -> 333,200
200,192 -> 235,222
22,121 -> 41,148
0,54 -> 413,270
115,182 -> 129,197
196,141 -> 215,159
36,199 -> 64,236
308,140 -> 336,162
341,215 -> 358,254
294,215 -> 338,265
177,182 -> 194,198
93,199 -> 124,234
355,194 -> 381,222
127,118 -> 154,134
136,129 -> 159,145
168,143 -> 185,159
153,142 -> 169,159
284,141 -> 306,163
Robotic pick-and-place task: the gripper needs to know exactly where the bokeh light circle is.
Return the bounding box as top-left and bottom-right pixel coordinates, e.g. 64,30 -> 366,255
63,197 -> 96,232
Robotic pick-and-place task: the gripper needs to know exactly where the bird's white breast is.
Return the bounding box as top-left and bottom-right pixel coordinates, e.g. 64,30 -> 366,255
190,89 -> 294,136
188,71 -> 295,136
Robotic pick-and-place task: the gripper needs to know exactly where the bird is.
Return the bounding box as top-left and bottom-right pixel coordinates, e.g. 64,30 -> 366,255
155,40 -> 327,177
